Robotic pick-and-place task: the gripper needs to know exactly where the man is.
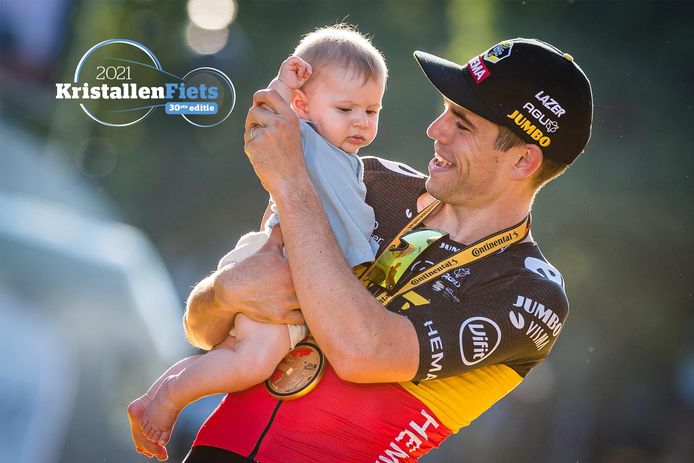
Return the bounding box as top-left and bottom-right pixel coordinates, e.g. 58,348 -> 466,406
151,38 -> 592,463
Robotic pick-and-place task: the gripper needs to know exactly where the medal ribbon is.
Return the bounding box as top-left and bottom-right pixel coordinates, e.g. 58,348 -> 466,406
356,198 -> 442,281
359,200 -> 531,307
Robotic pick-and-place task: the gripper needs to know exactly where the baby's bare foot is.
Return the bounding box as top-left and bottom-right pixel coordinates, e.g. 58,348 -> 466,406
141,377 -> 183,447
127,396 -> 168,461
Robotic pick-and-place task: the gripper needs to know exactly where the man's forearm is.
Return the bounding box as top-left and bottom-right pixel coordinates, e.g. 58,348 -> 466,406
184,247 -> 302,350
273,177 -> 419,383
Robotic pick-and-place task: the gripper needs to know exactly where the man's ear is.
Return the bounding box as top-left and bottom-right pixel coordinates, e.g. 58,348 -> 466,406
290,89 -> 310,119
510,143 -> 543,180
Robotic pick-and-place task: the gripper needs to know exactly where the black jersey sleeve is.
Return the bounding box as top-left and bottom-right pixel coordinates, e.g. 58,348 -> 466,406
402,271 -> 569,381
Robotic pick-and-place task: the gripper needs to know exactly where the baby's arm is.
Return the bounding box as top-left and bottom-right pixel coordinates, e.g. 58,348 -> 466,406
268,55 -> 312,104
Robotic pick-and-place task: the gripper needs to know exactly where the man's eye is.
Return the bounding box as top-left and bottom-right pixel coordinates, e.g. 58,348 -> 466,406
367,110 -> 378,115
456,122 -> 468,131
338,107 -> 351,112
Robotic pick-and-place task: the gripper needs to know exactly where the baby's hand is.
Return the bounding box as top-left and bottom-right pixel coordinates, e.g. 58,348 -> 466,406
278,55 -> 312,91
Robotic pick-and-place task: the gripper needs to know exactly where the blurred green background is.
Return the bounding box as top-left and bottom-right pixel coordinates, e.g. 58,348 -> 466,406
1,1 -> 692,462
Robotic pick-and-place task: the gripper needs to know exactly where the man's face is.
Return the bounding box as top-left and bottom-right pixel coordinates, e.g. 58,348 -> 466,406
425,99 -> 513,205
303,66 -> 384,154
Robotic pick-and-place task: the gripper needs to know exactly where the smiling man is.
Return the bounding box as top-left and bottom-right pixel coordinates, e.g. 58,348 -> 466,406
176,38 -> 593,463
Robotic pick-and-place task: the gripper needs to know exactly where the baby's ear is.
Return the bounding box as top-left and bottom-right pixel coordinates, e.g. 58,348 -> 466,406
290,89 -> 310,119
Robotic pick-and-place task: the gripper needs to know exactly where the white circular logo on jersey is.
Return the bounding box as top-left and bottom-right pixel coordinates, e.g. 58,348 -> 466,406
524,257 -> 564,288
459,317 -> 501,366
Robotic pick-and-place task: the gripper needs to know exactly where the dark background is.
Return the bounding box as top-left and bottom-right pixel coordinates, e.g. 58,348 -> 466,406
1,1 -> 692,462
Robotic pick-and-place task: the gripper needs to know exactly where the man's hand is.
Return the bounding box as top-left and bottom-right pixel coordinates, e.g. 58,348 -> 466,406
215,226 -> 303,325
243,89 -> 306,196
184,226 -> 302,350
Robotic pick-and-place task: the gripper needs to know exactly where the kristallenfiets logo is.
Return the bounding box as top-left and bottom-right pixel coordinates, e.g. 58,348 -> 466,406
55,39 -> 235,127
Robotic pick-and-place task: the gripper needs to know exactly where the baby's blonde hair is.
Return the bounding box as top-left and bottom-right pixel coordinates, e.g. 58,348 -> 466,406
294,24 -> 388,87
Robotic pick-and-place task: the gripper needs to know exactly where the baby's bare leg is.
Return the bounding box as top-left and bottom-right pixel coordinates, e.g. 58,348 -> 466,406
141,315 -> 291,446
146,355 -> 206,400
128,354 -> 208,460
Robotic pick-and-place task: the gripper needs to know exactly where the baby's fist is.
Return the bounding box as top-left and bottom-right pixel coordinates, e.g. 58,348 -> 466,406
278,55 -> 313,90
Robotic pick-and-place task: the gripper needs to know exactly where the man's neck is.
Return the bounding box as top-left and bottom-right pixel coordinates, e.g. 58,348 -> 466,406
421,193 -> 533,245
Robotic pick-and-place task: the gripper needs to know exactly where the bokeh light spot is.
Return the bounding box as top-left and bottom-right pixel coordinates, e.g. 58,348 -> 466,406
187,0 -> 237,30
185,22 -> 229,55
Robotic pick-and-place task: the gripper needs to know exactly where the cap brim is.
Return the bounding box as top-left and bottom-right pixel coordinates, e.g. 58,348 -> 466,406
413,51 -> 499,123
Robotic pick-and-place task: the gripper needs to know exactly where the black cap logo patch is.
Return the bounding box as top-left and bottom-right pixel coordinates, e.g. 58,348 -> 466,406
484,42 -> 513,64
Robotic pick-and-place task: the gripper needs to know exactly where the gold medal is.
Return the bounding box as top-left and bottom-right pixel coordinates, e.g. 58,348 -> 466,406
265,340 -> 326,400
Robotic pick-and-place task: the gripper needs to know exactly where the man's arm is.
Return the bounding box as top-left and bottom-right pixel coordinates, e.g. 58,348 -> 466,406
244,90 -> 420,383
183,212 -> 302,351
277,180 -> 420,383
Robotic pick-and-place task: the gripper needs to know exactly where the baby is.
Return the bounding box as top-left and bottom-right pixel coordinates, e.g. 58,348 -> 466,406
128,24 -> 387,459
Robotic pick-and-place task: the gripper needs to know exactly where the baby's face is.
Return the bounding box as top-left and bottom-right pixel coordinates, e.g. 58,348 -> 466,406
301,66 -> 384,154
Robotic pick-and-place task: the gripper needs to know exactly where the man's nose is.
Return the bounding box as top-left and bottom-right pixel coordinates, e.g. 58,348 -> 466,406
426,111 -> 448,142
